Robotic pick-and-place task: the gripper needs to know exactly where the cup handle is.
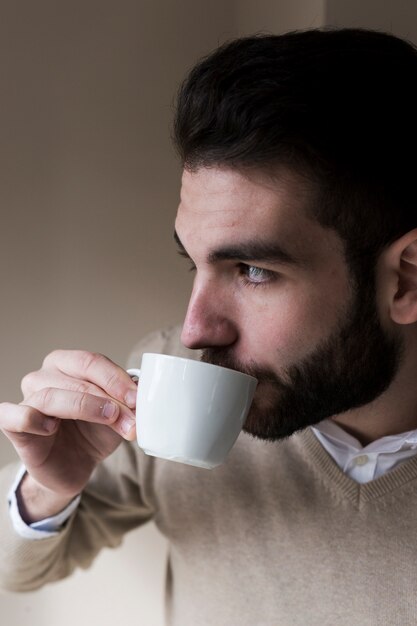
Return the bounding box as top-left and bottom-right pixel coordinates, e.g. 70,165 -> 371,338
127,368 -> 141,384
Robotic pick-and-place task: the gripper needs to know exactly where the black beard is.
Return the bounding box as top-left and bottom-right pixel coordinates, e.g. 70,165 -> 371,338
201,275 -> 404,442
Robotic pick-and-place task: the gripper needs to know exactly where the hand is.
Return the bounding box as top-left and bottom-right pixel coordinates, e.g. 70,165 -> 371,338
0,350 -> 138,502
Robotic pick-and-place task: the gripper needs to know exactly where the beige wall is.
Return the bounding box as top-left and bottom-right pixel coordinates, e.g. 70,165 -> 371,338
1,1 -> 414,624
237,0 -> 324,33
326,0 -> 417,43
0,2 -> 235,624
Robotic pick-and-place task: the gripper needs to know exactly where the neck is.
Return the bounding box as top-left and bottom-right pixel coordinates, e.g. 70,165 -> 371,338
332,335 -> 417,445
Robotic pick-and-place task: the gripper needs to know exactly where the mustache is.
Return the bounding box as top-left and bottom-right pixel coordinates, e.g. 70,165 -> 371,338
201,348 -> 279,384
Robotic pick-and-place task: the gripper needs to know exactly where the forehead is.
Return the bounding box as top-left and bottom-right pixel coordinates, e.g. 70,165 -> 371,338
178,166 -> 309,222
175,166 -> 342,263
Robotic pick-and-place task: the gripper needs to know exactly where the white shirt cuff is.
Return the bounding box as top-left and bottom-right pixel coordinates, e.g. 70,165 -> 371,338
7,465 -> 81,540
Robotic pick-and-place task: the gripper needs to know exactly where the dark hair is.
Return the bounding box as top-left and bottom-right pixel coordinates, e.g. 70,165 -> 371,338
173,28 -> 417,277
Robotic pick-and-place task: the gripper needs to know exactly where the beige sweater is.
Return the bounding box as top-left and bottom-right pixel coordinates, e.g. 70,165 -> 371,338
1,327 -> 417,625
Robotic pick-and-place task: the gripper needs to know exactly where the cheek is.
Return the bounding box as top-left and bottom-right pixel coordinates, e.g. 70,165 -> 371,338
239,286 -> 345,367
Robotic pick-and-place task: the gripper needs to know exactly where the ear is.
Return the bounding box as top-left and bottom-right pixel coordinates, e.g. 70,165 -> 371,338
384,229 -> 417,325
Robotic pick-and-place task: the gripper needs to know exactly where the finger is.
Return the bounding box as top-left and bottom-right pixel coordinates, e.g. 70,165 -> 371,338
21,370 -> 110,402
23,388 -> 137,442
23,387 -> 132,425
40,350 -> 138,408
0,402 -> 58,438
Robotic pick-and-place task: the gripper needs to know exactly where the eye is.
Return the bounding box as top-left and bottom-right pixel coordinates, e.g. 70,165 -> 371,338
177,248 -> 196,272
240,264 -> 276,286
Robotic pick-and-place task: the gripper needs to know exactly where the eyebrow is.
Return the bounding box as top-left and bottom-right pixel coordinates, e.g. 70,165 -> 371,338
174,231 -> 302,267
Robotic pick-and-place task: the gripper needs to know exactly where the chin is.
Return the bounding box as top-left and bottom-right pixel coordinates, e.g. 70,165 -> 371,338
242,390 -> 292,442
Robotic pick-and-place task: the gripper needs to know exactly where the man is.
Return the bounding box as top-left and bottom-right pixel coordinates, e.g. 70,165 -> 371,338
1,27 -> 417,625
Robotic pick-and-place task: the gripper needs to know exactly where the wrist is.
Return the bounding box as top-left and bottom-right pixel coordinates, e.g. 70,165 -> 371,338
17,473 -> 78,525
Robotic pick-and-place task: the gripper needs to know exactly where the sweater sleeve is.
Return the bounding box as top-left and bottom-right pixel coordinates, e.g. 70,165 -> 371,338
0,324 -> 196,593
0,439 -> 154,592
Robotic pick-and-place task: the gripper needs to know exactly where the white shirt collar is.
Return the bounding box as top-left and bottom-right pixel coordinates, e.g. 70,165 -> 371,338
311,419 -> 417,483
312,418 -> 417,453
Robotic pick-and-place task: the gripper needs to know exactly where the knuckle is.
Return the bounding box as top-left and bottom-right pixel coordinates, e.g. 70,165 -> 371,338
21,371 -> 38,396
76,352 -> 120,395
77,350 -> 102,374
36,386 -> 55,409
104,369 -> 122,394
42,349 -> 64,367
72,381 -> 92,395
72,391 -> 89,416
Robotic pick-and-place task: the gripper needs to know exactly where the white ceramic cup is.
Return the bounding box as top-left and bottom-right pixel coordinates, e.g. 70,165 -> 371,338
127,353 -> 258,469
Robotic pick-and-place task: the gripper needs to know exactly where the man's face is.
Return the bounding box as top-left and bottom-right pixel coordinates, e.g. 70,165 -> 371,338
175,166 -> 402,440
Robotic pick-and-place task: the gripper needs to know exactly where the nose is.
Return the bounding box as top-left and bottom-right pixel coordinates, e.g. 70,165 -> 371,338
181,279 -> 238,350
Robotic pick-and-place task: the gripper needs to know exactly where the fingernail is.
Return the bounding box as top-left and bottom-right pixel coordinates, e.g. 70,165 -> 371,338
102,401 -> 119,420
125,389 -> 137,408
120,416 -> 135,435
